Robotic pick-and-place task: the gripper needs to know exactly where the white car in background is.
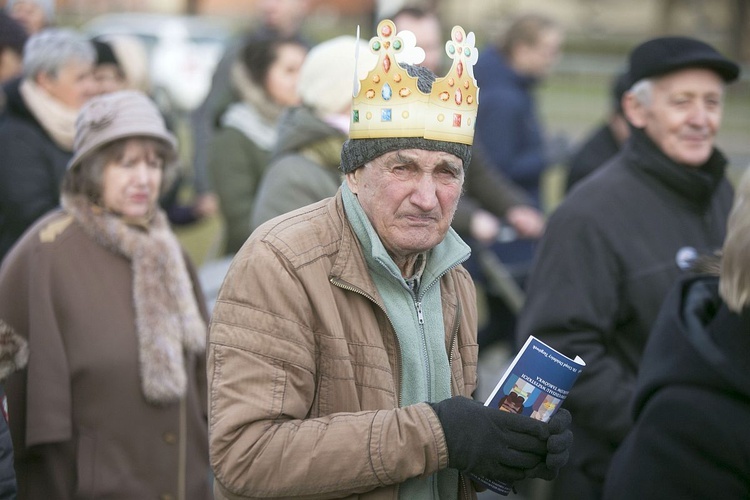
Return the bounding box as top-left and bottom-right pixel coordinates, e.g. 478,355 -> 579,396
83,12 -> 234,113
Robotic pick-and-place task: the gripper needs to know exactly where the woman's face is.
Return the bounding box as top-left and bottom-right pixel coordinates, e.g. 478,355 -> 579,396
101,138 -> 163,219
264,43 -> 306,107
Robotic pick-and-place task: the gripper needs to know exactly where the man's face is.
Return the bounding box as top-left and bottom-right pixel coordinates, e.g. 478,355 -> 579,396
346,148 -> 464,269
626,68 -> 724,167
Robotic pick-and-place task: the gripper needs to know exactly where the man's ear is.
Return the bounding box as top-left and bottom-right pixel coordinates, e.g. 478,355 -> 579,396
622,91 -> 647,128
35,71 -> 55,95
345,170 -> 359,194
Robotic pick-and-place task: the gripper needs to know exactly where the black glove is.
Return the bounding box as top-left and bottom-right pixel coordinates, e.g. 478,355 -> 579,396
428,396 -> 549,483
525,408 -> 573,480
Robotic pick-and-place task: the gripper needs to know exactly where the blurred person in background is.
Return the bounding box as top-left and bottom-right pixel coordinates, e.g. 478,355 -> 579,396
5,0 -> 54,35
603,165 -> 750,500
0,11 -> 27,114
565,71 -> 631,192
474,13 -> 565,208
0,28 -> 96,264
190,0 -> 312,230
471,13 -> 565,352
517,36 -> 740,499
250,35 -> 374,230
0,90 -> 210,499
0,11 -> 26,85
90,35 -> 150,96
208,34 -> 307,255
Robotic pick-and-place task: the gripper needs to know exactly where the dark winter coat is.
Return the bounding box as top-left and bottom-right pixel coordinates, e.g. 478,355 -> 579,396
0,77 -> 72,263
565,122 -> 621,192
516,128 -> 734,492
604,275 -> 750,499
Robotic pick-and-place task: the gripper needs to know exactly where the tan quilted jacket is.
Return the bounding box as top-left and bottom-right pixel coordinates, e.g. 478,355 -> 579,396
208,191 -> 479,499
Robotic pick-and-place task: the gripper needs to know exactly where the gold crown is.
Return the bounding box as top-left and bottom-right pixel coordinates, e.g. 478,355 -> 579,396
349,19 -> 479,145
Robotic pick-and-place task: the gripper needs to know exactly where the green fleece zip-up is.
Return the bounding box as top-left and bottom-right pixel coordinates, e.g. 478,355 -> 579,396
342,183 -> 470,500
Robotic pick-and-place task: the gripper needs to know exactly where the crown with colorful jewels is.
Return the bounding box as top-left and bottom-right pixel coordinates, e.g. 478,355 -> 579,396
349,19 -> 479,145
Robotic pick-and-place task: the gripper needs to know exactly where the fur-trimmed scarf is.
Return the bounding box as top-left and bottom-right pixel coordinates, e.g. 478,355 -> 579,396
0,319 -> 28,383
61,194 -> 206,404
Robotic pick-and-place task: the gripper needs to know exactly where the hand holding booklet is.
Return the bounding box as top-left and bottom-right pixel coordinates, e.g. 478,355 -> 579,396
473,335 -> 586,495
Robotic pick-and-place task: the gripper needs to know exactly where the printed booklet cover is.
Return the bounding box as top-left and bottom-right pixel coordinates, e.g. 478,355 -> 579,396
472,335 -> 586,495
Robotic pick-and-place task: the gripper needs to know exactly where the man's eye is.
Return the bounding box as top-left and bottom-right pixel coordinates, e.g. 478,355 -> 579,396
436,169 -> 459,181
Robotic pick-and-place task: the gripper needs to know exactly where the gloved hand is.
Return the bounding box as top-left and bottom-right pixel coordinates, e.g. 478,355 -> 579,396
525,408 -> 573,480
428,396 -> 550,483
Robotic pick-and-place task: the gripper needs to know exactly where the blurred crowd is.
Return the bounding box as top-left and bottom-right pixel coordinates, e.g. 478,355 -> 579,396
0,0 -> 748,499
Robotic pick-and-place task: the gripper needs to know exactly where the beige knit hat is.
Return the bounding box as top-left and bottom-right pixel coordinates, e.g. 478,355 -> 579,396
298,35 -> 376,116
68,90 -> 176,171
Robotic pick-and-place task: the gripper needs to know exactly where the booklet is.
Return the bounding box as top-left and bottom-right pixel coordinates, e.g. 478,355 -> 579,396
472,335 -> 586,496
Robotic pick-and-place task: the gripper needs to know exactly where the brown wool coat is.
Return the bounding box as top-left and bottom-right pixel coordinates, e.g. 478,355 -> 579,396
0,210 -> 211,500
209,190 -> 479,500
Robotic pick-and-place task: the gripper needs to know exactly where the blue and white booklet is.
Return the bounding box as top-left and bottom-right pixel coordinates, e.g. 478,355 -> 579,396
473,335 -> 586,495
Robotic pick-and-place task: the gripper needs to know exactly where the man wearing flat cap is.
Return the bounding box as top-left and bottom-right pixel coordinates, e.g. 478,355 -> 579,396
207,21 -> 573,499
516,36 -> 741,498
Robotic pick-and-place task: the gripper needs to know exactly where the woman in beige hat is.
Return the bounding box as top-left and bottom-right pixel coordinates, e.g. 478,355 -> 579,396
0,90 -> 211,499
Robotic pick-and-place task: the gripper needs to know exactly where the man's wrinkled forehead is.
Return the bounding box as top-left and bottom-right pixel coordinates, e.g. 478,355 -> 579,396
375,148 -> 464,169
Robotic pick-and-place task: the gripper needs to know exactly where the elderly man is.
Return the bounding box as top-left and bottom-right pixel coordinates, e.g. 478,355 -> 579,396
208,20 -> 572,499
516,36 -> 740,499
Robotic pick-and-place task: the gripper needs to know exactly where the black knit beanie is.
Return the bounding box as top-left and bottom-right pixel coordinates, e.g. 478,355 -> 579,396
340,64 -> 472,173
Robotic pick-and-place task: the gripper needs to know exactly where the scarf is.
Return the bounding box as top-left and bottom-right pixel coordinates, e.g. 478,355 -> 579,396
19,79 -> 77,151
61,194 -> 207,404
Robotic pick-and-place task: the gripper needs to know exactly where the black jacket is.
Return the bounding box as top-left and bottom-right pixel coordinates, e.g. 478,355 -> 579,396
565,122 -> 621,192
604,275 -> 750,498
516,128 -> 734,487
0,78 -> 72,263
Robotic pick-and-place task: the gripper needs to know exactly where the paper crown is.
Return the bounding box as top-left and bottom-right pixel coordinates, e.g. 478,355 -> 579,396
349,19 -> 479,145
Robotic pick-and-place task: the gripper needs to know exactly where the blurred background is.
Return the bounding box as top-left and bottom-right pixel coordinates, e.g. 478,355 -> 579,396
11,0 -> 749,265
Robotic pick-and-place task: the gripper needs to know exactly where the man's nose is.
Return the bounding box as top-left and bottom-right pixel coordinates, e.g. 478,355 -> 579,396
410,173 -> 439,210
